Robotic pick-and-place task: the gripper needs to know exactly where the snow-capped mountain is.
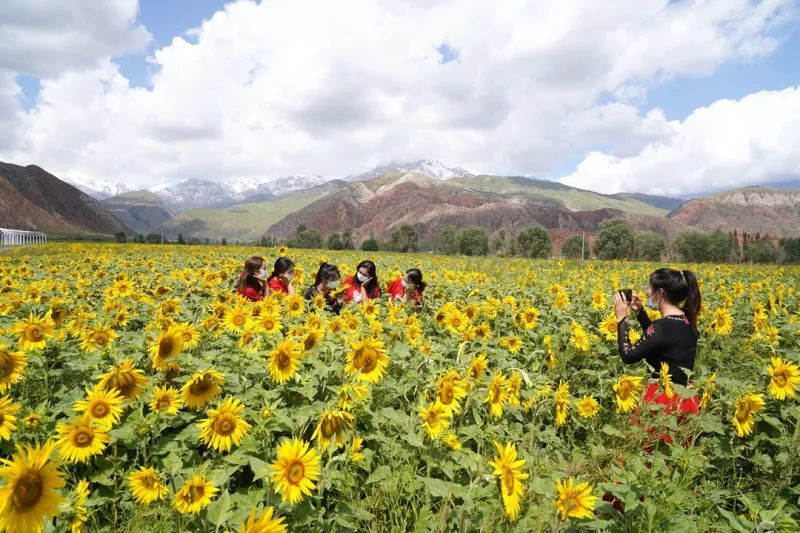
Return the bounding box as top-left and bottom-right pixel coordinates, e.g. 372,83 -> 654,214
62,176 -> 138,200
345,160 -> 473,182
151,179 -> 241,212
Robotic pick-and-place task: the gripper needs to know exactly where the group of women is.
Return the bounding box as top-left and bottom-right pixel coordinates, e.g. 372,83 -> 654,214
234,256 -> 426,312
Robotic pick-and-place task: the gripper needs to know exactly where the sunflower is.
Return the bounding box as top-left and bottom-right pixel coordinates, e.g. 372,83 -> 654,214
659,363 -> 675,399
767,357 -> 800,400
467,353 -> 488,382
576,395 -> 600,418
268,339 -> 303,384
570,322 -> 590,353
613,375 -> 643,413
129,466 -> 168,504
24,412 -> 42,429
74,386 -> 124,430
517,306 -> 540,330
181,370 -> 225,409
0,440 -> 66,533
437,370 -> 468,413
257,312 -> 283,337
337,383 -> 370,410
78,324 -> 117,353
149,326 -> 184,371
284,294 -> 305,317
239,507 -> 287,533
419,401 -> 451,440
198,397 -> 252,453
555,477 -> 597,520
350,437 -> 364,463
55,415 -> 110,463
554,381 -> 570,427
270,438 -> 320,505
699,373 -> 717,410
12,311 -> 56,352
711,307 -> 733,336
69,479 -> 89,533
442,309 -> 469,335
237,326 -> 263,354
488,441 -> 528,521
486,372 -> 508,418
150,385 -> 183,414
506,372 -> 522,407
312,410 -> 355,450
544,335 -> 557,369
96,359 -> 147,401
0,343 -> 27,393
302,329 -> 325,352
732,393 -> 765,437
0,396 -> 21,441
224,305 -> 251,334
173,474 -> 218,514
345,338 -> 389,383
174,322 -> 200,349
598,312 -> 618,341
442,432 -> 462,451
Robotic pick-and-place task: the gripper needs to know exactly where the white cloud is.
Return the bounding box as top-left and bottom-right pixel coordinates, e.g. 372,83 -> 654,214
0,0 -> 795,188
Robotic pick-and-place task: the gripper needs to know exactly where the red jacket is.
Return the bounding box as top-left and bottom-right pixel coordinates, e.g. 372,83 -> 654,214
237,286 -> 264,302
268,277 -> 288,294
344,275 -> 380,303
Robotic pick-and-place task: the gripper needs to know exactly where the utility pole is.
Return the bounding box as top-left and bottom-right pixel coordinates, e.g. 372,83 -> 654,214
161,227 -> 164,245
581,231 -> 585,261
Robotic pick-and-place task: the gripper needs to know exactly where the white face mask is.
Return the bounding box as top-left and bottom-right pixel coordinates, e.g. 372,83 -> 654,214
646,290 -> 661,310
401,279 -> 409,288
284,273 -> 294,282
327,280 -> 340,289
257,268 -> 267,279
357,272 -> 369,283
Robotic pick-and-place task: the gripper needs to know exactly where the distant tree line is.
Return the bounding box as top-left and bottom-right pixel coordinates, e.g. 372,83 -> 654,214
117,220 -> 800,264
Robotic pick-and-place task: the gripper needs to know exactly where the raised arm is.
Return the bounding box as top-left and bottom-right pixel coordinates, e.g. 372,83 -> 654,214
617,318 -> 664,364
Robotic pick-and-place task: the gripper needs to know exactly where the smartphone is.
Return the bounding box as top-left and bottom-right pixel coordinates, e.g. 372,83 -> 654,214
617,288 -> 633,301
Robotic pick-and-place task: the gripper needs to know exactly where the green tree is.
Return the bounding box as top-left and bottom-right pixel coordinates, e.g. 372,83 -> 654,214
290,230 -> 323,249
457,228 -> 489,256
744,238 -> 777,263
146,233 -> 161,244
779,237 -> 800,264
361,237 -> 380,251
389,224 -> 419,252
673,232 -> 709,262
220,237 -> 227,246
634,232 -> 666,261
516,227 -> 551,258
490,229 -> 506,255
707,229 -> 737,263
327,233 -> 344,250
439,225 -> 458,255
177,233 -> 185,245
114,231 -> 127,243
341,228 -> 355,250
561,235 -> 584,259
593,218 -> 634,260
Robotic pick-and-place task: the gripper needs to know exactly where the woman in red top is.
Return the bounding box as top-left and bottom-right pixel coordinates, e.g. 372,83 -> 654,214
388,268 -> 426,304
343,260 -> 380,304
266,257 -> 296,295
235,256 -> 269,301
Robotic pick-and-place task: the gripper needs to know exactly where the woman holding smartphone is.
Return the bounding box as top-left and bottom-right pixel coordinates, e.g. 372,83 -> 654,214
267,257 -> 296,295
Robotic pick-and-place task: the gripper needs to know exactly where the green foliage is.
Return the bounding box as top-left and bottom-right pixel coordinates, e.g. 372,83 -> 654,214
634,232 -> 666,261
360,237 -> 380,251
389,224 -> 420,253
516,227 -> 552,259
561,235 -> 585,259
674,230 -> 737,263
456,228 -> 489,256
327,232 -> 345,250
289,229 -> 323,249
594,218 -> 634,260
744,238 -> 778,263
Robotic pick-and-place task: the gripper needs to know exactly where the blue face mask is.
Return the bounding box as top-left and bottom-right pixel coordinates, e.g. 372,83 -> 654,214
646,290 -> 661,310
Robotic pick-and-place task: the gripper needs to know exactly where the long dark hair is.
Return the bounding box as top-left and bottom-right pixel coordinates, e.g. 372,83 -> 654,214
236,256 -> 266,294
649,268 -> 701,327
314,263 -> 341,286
268,257 -> 294,281
405,268 -> 426,292
354,260 -> 379,296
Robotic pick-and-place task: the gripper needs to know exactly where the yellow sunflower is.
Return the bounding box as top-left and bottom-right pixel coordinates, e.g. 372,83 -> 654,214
0,396 -> 21,441
767,357 -> 799,400
257,312 -> 283,337
12,311 -> 56,352
489,441 -> 528,521
181,370 -> 225,409
711,307 -> 733,336
419,401 -> 452,440
239,507 -> 287,533
0,343 -> 27,393
174,322 -> 200,349
467,353 -> 488,382
198,397 -> 252,453
312,410 -> 355,450
0,439 -> 66,533
337,383 -> 370,410
173,474 -> 218,514
54,415 -> 110,464
74,386 -> 124,430
150,385 -> 183,414
268,339 -> 303,384
732,393 -> 765,437
437,371 -> 468,413
350,437 -> 364,463
128,466 -> 169,504
97,359 -> 147,401
598,312 -> 618,341
613,375 -> 643,413
517,306 -> 540,330
78,324 -> 117,353
554,381 -> 570,427
570,322 -> 590,353
149,326 -> 184,371
555,477 -> 597,520
284,294 -> 305,317
486,372 -> 508,418
575,395 -> 600,418
270,438 -> 320,505
70,479 -> 89,533
345,338 -> 389,383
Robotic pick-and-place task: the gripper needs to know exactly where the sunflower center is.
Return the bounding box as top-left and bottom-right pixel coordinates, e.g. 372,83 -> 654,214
502,468 -> 515,494
95,334 -> 108,347
425,412 -> 438,428
157,396 -> 172,410
188,484 -> 205,502
276,350 -> 291,370
214,415 -> 236,436
0,354 -> 12,378
440,382 -> 454,404
92,402 -> 109,418
490,384 -> 502,403
26,326 -> 43,342
159,338 -> 174,358
74,428 -> 94,447
321,417 -> 338,438
233,314 -> 245,326
190,376 -> 213,395
287,460 -> 305,485
142,474 -> 157,489
12,472 -> 43,511
774,373 -> 787,387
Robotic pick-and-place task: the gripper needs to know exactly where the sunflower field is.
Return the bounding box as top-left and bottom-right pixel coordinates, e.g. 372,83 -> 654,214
0,243 -> 799,532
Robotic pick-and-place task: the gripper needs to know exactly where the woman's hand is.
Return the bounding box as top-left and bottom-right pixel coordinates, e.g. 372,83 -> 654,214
629,294 -> 643,313
613,291 -> 629,322
360,276 -> 372,288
